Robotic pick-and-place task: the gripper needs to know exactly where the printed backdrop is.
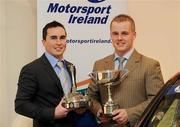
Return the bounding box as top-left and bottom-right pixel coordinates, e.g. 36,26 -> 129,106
37,0 -> 127,88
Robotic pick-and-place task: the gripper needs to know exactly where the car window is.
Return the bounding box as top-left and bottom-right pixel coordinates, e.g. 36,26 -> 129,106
157,99 -> 180,127
148,86 -> 180,127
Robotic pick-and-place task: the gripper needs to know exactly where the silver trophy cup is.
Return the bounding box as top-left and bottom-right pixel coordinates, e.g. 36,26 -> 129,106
62,64 -> 91,109
89,69 -> 129,116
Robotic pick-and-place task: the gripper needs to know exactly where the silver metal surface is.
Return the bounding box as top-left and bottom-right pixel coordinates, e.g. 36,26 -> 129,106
89,69 -> 129,85
62,93 -> 91,109
62,64 -> 91,109
89,69 -> 129,116
103,103 -> 119,116
69,64 -> 76,93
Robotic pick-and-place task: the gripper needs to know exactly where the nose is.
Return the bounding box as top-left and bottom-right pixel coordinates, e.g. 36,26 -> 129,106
56,38 -> 63,44
117,35 -> 123,40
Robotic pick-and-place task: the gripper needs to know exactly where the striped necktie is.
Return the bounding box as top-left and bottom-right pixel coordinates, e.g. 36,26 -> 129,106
117,57 -> 126,70
57,61 -> 71,95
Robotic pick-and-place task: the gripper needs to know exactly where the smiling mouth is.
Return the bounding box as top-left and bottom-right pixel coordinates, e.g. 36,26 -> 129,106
117,42 -> 125,46
55,47 -> 64,51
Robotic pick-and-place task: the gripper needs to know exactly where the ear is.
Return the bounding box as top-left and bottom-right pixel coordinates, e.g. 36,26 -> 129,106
133,32 -> 136,39
42,40 -> 45,46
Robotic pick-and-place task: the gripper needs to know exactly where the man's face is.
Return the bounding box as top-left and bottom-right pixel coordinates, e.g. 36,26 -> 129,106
110,21 -> 136,56
43,26 -> 67,60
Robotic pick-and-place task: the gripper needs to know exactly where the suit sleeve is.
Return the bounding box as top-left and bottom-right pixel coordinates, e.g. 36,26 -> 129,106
126,60 -> 164,125
15,65 -> 55,122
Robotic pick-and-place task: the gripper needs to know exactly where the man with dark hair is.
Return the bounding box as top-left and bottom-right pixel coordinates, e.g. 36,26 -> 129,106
87,14 -> 164,127
15,21 -> 74,127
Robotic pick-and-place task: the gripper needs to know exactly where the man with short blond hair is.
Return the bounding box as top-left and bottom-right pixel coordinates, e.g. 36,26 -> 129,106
88,14 -> 164,127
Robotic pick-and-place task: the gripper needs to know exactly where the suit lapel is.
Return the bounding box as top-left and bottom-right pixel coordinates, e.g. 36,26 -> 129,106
40,54 -> 63,91
125,50 -> 141,73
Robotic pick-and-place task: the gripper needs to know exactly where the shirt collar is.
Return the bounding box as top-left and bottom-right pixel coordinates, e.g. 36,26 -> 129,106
114,48 -> 134,61
45,52 -> 64,68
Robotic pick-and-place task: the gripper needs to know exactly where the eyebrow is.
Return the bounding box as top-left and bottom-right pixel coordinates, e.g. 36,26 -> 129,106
112,31 -> 119,34
49,35 -> 66,39
121,31 -> 129,35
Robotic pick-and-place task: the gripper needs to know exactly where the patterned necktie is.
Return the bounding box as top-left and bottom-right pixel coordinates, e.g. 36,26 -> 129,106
117,57 -> 126,70
57,61 -> 70,95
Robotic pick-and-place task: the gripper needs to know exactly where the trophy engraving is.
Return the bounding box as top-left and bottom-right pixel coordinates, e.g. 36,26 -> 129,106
89,69 -> 129,116
62,64 -> 91,109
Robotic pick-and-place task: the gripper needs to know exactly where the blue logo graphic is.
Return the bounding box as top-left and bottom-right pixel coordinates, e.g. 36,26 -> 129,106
88,0 -> 105,3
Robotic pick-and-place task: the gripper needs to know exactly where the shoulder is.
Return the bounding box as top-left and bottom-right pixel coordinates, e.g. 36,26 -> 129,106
94,54 -> 114,65
92,54 -> 114,71
20,55 -> 45,73
141,54 -> 160,66
134,51 -> 161,71
132,50 -> 160,65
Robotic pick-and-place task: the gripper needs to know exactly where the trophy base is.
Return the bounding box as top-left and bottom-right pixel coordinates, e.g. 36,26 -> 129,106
103,103 -> 119,116
62,92 -> 91,109
62,100 -> 91,109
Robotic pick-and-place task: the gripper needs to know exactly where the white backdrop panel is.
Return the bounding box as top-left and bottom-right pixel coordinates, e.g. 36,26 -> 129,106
37,0 -> 127,82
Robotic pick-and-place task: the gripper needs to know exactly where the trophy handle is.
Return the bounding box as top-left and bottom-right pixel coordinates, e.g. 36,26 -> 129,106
69,64 -> 77,93
88,73 -> 98,84
111,69 -> 129,86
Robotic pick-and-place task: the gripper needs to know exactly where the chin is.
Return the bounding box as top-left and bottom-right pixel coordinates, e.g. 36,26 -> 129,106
117,48 -> 126,52
53,53 -> 63,58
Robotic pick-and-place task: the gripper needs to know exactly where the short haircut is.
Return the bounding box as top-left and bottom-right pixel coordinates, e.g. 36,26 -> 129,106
110,14 -> 136,32
42,21 -> 66,40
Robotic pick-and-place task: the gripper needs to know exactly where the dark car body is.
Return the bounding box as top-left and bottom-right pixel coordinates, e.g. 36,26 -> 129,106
135,72 -> 180,127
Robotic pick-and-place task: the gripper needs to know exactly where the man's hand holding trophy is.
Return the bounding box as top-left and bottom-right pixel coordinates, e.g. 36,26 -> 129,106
89,69 -> 129,121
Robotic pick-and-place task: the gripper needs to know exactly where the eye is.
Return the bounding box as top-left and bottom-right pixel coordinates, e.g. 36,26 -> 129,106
60,35 -> 66,40
112,31 -> 119,36
121,31 -> 129,35
50,36 -> 58,40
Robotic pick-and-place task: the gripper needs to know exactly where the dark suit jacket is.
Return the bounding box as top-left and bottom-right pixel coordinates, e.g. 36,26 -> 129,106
15,54 -> 74,127
88,50 -> 164,126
